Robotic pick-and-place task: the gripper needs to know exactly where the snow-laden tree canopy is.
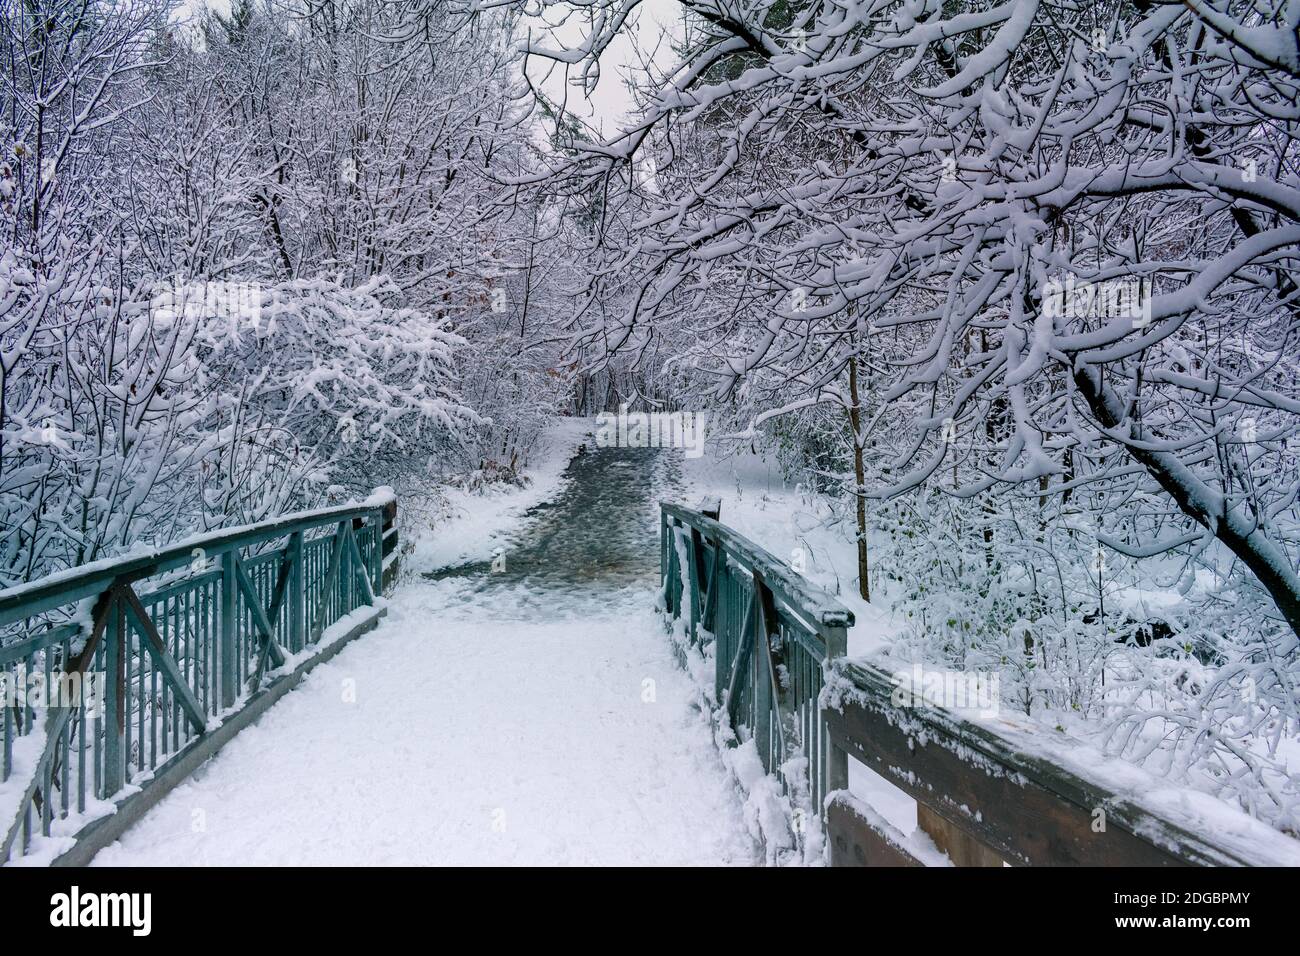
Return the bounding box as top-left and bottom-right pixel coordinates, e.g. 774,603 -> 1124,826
492,0 -> 1300,634
479,0 -> 1300,830
1,0 -> 580,581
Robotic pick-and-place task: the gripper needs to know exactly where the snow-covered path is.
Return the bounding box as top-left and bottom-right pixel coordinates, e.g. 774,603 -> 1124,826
92,444 -> 759,866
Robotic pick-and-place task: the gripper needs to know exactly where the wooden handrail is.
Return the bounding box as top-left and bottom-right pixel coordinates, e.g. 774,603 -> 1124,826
825,659 -> 1300,867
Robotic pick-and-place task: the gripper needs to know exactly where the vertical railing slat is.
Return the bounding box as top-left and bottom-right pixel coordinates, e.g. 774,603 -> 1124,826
290,531 -> 305,653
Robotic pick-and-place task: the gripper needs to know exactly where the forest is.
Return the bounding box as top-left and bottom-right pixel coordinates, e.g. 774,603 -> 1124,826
3,0 -> 1299,838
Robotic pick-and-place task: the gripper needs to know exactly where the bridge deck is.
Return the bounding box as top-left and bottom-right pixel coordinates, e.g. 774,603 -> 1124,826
90,584 -> 756,865
90,445 -> 758,866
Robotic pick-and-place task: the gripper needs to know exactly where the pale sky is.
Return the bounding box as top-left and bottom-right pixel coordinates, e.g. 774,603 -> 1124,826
184,0 -> 682,138
520,0 -> 683,134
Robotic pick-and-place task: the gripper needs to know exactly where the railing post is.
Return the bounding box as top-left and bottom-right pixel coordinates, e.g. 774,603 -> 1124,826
714,559 -> 728,706
289,531 -> 305,653
753,575 -> 786,775
220,550 -> 237,710
667,522 -> 680,618
823,620 -> 850,803
659,509 -> 666,593
102,587 -> 125,797
662,510 -> 676,618
752,582 -> 772,771
338,520 -> 351,615
0,496 -> 401,864
380,498 -> 399,593
369,510 -> 382,596
340,523 -> 350,614
686,529 -> 700,644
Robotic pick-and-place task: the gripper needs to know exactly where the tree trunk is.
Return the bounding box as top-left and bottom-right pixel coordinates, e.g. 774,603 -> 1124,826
847,352 -> 871,602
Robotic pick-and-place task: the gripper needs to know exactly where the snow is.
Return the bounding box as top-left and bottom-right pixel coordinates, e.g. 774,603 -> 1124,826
0,714 -> 48,840
0,488 -> 393,623
665,438 -> 1300,861
667,441 -> 924,840
848,758 -> 917,837
6,0 -> 1300,869
9,423 -> 1292,866
88,583 -> 756,866
88,427 -> 759,866
828,789 -> 952,867
407,418 -> 588,572
0,711 -> 126,868
957,705 -> 1300,867
667,445 -> 899,657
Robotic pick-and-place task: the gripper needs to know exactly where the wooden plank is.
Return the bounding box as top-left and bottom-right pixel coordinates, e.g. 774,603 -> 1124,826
917,804 -> 1003,867
825,660 -> 1250,866
826,793 -> 925,867
826,699 -> 1178,866
368,512 -> 382,597
380,509 -> 401,596
657,503 -> 1281,868
381,527 -> 399,559
381,555 -> 401,594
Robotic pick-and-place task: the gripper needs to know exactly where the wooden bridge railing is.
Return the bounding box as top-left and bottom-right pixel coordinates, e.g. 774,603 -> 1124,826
821,660 -> 1300,867
660,501 -> 1300,868
0,490 -> 399,866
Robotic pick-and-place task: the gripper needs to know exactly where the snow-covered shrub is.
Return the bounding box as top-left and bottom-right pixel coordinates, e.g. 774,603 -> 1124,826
0,240 -> 477,585
186,275 -> 479,520
0,0 -> 562,583
874,486 -> 1300,834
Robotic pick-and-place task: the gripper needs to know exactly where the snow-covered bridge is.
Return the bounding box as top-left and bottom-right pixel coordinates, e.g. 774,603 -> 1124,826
2,446 -> 1295,867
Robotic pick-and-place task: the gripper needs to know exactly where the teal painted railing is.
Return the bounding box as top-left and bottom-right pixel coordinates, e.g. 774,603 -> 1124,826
658,503 -> 1300,867
0,492 -> 398,864
660,501 -> 854,827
